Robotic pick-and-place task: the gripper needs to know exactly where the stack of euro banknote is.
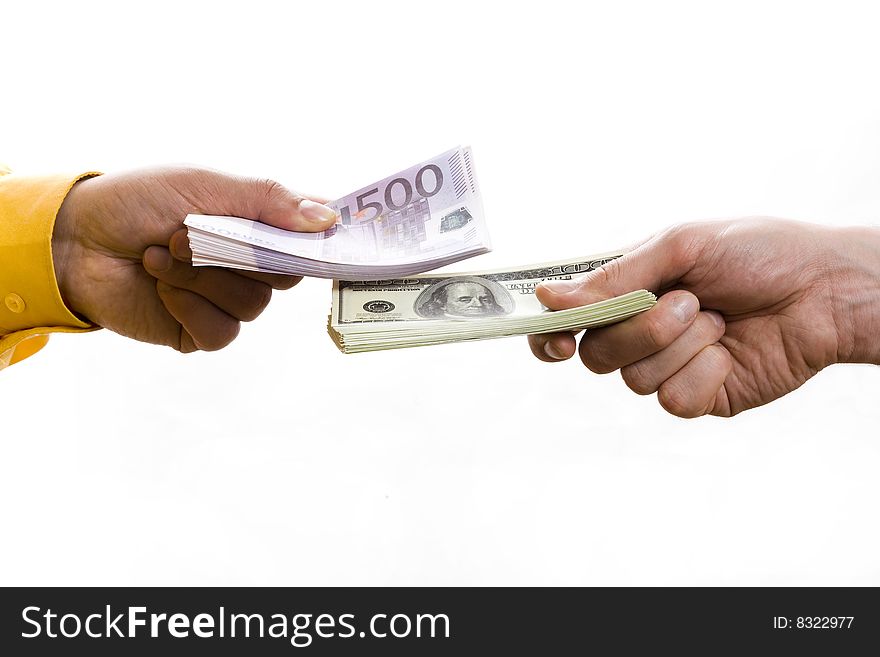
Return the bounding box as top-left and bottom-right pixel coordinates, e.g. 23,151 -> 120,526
184,146 -> 489,279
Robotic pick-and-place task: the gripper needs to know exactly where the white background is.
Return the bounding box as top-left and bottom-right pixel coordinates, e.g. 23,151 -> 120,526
2,0 -> 879,585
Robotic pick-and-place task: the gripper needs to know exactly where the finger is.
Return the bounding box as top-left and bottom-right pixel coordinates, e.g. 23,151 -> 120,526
211,171 -> 337,232
145,246 -> 273,322
156,282 -> 241,351
621,311 -> 725,394
577,290 -> 700,374
168,229 -> 304,290
535,225 -> 701,310
656,344 -> 733,418
179,329 -> 199,354
528,331 -> 578,362
109,263 -> 198,352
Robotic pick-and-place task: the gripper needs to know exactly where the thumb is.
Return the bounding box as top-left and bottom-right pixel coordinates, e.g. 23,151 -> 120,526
218,173 -> 337,233
536,228 -> 694,310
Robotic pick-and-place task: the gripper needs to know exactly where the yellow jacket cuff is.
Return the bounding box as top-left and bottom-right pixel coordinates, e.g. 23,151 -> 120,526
0,170 -> 102,369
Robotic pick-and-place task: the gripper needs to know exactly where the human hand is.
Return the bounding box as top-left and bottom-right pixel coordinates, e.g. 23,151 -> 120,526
52,167 -> 337,352
528,218 -> 880,417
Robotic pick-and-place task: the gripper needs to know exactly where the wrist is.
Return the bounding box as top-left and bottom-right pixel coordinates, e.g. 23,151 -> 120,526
828,225 -> 880,365
52,178 -> 92,321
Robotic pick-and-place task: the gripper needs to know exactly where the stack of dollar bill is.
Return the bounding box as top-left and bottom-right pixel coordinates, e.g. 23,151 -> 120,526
328,255 -> 657,353
184,146 -> 490,279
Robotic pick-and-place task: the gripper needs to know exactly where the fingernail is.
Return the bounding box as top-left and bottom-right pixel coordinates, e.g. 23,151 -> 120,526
671,293 -> 699,323
300,199 -> 337,224
544,341 -> 565,360
707,310 -> 725,329
540,279 -> 578,295
144,248 -> 172,273
170,231 -> 193,261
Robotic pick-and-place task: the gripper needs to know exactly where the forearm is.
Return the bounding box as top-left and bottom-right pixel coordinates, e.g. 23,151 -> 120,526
829,225 -> 880,365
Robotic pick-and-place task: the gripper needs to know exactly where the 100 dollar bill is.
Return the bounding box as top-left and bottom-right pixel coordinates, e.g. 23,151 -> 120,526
328,255 -> 657,353
332,254 -> 623,324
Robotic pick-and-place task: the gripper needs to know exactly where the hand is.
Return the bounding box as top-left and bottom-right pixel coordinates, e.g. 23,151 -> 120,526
52,166 -> 337,352
528,218 -> 880,417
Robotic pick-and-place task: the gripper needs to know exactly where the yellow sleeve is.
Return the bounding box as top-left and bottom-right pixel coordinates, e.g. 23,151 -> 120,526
0,166 -> 102,371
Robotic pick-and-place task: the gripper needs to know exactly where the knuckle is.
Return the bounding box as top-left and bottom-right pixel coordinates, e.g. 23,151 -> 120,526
621,362 -> 657,395
241,285 -> 273,322
657,383 -> 698,418
156,260 -> 198,286
587,260 -> 618,299
704,343 -> 732,372
261,177 -> 281,195
260,178 -> 288,203
590,262 -> 613,289
262,178 -> 302,207
641,312 -> 675,351
658,223 -> 704,267
198,320 -> 241,351
659,223 -> 692,252
659,222 -> 689,244
175,263 -> 200,285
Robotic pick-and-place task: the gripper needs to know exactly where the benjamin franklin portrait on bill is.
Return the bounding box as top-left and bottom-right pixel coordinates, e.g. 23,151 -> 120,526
414,276 -> 514,319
